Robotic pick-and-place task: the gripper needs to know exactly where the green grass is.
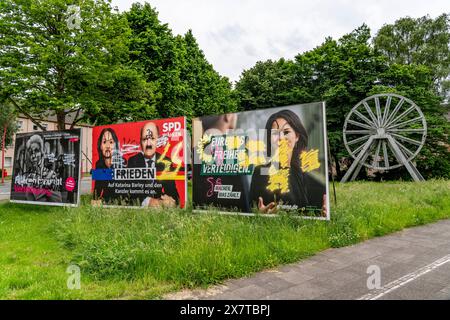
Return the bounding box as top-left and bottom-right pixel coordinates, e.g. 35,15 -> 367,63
0,180 -> 449,299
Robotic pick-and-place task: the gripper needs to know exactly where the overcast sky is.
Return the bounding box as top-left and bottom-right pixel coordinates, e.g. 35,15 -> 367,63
112,0 -> 448,82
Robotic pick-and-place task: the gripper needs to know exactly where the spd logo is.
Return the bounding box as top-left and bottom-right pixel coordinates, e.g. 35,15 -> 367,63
162,122 -> 181,133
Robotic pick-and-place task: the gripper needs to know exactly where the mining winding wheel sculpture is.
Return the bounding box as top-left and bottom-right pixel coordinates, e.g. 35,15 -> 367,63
341,93 -> 427,182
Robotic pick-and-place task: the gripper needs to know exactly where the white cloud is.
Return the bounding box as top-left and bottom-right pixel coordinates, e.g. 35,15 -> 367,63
111,0 -> 449,82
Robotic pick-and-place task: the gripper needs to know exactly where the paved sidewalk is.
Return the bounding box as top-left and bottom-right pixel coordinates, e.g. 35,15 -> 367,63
165,219 -> 450,300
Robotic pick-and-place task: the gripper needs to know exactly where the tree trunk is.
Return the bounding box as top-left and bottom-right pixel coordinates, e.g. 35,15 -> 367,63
57,111 -> 66,131
1,126 -> 6,184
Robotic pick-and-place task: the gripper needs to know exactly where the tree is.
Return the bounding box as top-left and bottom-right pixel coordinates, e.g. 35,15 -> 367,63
235,58 -> 301,111
125,3 -> 236,123
374,14 -> 450,99
370,64 -> 450,179
0,101 -> 18,182
0,0 -> 155,130
236,25 -> 387,177
235,24 -> 449,179
0,101 -> 17,150
178,30 -> 237,118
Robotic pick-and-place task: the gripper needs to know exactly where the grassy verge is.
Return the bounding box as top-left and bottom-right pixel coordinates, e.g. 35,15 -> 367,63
0,180 -> 449,299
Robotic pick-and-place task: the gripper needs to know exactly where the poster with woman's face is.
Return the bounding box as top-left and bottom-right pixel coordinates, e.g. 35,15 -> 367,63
91,117 -> 187,208
192,102 -> 330,219
10,129 -> 82,206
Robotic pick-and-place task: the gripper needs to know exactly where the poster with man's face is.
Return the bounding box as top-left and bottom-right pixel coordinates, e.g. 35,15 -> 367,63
10,129 -> 82,206
91,117 -> 187,208
192,102 -> 330,219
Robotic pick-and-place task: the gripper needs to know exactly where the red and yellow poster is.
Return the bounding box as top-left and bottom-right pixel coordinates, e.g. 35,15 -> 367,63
92,117 -> 186,208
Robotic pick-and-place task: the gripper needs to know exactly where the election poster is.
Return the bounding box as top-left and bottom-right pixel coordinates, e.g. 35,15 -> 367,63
192,102 -> 330,219
91,117 -> 187,208
10,129 -> 82,206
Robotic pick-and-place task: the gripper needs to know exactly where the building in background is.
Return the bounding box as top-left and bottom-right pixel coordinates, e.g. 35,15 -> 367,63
3,114 -> 92,176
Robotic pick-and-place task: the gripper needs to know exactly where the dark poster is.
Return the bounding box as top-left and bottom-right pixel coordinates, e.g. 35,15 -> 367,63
10,129 -> 82,206
192,102 -> 330,219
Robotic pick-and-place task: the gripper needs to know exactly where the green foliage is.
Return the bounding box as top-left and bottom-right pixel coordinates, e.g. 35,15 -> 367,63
373,14 -> 450,98
0,0 -> 155,129
125,3 -> 236,123
236,58 -> 300,110
0,180 -> 449,299
370,64 -> 450,179
0,101 -> 18,148
0,1 -> 236,127
235,23 -> 449,179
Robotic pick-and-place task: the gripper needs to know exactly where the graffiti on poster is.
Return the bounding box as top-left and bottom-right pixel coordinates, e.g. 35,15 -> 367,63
192,103 -> 329,219
91,117 -> 187,208
10,129 -> 82,206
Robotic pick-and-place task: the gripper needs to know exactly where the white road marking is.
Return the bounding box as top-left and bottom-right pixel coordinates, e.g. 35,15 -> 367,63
358,254 -> 450,300
0,192 -> 9,195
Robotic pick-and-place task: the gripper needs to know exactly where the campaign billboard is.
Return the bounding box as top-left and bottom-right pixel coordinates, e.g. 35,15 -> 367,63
10,129 -> 82,206
91,117 -> 187,208
192,102 -> 329,219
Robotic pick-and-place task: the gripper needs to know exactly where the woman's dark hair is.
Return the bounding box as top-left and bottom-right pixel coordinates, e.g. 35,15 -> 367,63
265,109 -> 308,170
97,128 -> 119,160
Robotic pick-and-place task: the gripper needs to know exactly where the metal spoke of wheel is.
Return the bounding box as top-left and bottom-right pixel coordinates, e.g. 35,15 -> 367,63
382,140 -> 389,168
351,142 -> 367,156
347,135 -> 371,146
387,135 -> 425,181
362,101 -> 379,126
385,105 -> 416,128
372,140 -> 382,168
353,110 -> 377,127
395,140 -> 415,157
390,133 -> 422,147
347,119 -> 373,130
387,138 -> 406,164
344,129 -> 372,134
388,128 -> 425,133
383,98 -> 405,127
341,137 -> 374,183
388,116 -> 422,130
375,96 -> 382,127
342,93 -> 426,182
381,95 -> 392,125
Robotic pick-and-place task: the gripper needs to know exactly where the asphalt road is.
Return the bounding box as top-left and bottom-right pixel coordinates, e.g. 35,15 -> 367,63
166,219 -> 450,300
0,177 -> 92,201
